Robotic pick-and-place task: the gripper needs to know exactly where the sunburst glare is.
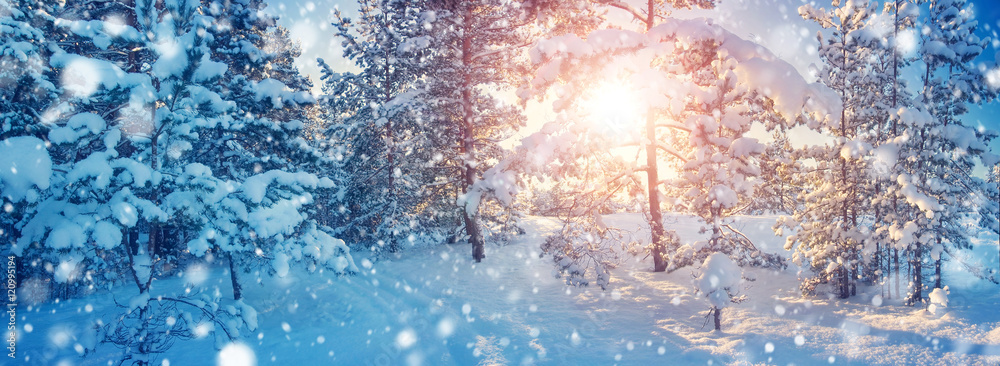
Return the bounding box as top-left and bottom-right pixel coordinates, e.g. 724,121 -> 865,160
582,81 -> 643,137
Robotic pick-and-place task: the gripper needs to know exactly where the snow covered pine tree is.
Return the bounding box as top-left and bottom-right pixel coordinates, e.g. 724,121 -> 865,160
6,0 -> 355,363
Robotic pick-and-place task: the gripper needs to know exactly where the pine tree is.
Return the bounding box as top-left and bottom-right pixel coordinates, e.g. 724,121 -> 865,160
898,0 -> 998,303
749,132 -> 802,215
198,0 -> 334,301
10,1 -> 355,362
320,0 -> 441,255
785,0 -> 881,298
0,0 -> 59,266
421,0 -> 538,262
667,46 -> 788,271
0,0 -> 57,141
595,0 -> 717,272
866,0 -> 920,301
419,0 -> 601,261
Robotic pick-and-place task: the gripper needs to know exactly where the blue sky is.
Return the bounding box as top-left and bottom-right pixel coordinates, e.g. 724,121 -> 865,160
264,0 -> 1000,152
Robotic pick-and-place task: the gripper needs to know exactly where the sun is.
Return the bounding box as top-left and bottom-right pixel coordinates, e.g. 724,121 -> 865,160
582,81 -> 643,136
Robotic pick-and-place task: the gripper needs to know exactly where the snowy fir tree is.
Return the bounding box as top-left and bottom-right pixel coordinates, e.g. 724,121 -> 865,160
198,0 -> 342,301
746,132 -> 802,214
901,0 -> 998,301
510,0 -> 722,284
419,0 -> 549,262
0,0 -> 59,260
863,0 -> 921,301
783,0 -> 999,303
319,0 -> 441,255
782,0 -> 892,299
0,0 -> 57,141
664,37 -> 791,272
3,1 -> 354,363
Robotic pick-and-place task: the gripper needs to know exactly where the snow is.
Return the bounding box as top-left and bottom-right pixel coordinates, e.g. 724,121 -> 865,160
728,137 -> 763,157
193,53 -> 228,82
241,170 -> 331,204
247,197 -> 309,237
889,221 -> 920,249
53,256 -> 81,283
112,200 -> 139,227
128,291 -> 150,313
151,29 -> 189,80
17,214 -> 1000,365
942,124 -> 989,152
187,85 -> 236,113
92,220 -> 122,249
840,138 -> 869,160
53,18 -> 141,49
273,252 -> 290,277
51,53 -> 145,98
66,152 -> 113,189
928,286 -> 950,317
46,221 -> 86,250
897,174 -> 943,216
111,158 -> 154,187
696,253 -> 743,308
48,112 -> 106,144
252,78 -> 315,109
708,184 -> 739,209
0,136 -> 51,202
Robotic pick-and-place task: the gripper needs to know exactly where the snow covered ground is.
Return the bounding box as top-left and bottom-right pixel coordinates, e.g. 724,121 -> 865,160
11,214 -> 1000,365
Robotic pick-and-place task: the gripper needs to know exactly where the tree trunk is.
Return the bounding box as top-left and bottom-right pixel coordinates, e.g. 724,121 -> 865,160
836,48 -> 852,299
640,2 -> 667,272
876,243 -> 883,297
893,247 -> 900,299
459,6 -> 485,262
908,243 -> 923,305
713,306 -> 721,331
933,236 -> 943,289
840,262 -> 849,299
934,257 -> 942,289
229,253 -> 242,300
647,110 -> 666,272
851,263 -> 857,297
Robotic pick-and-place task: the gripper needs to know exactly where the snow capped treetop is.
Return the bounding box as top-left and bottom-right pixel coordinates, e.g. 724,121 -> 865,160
252,78 -> 316,109
53,17 -> 142,50
49,53 -> 148,99
48,112 -> 106,145
928,286 -> 950,316
696,253 -> 743,308
241,170 -> 334,204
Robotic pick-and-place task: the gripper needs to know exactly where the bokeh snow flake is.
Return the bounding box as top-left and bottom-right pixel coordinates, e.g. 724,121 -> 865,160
396,328 -> 417,349
218,342 -> 257,366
